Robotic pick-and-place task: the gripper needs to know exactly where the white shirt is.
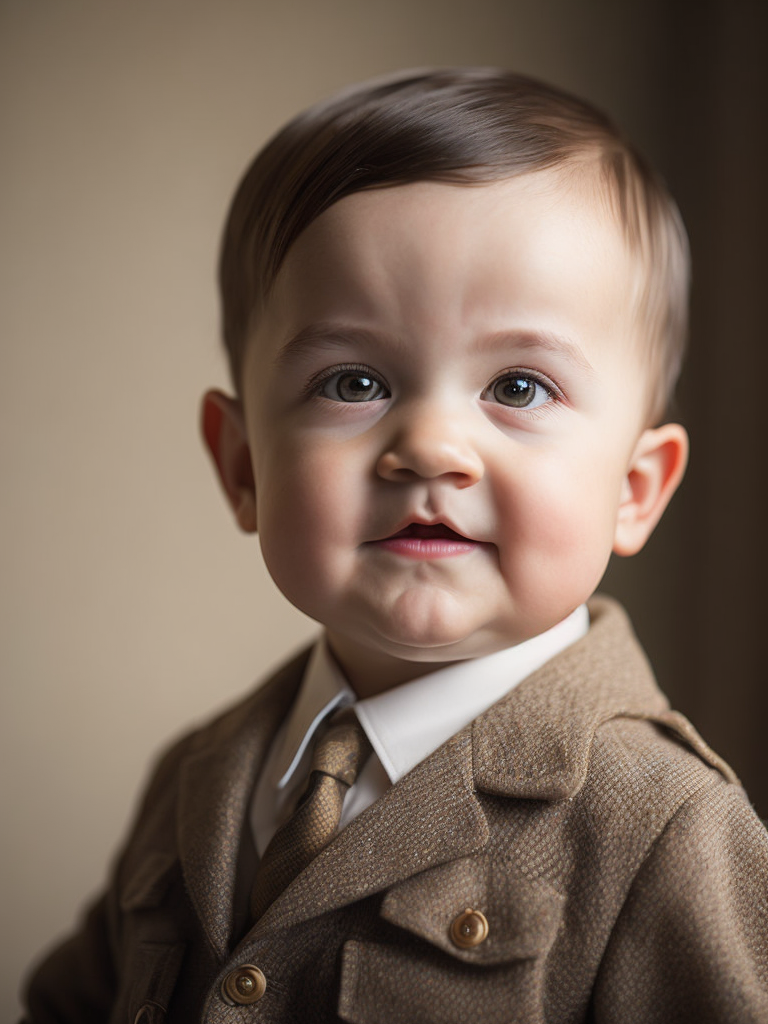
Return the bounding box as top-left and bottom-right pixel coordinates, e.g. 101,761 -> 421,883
251,606 -> 589,855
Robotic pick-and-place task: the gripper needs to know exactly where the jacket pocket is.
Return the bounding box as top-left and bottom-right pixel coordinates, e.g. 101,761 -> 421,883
111,853 -> 187,1023
338,856 -> 564,1024
121,941 -> 186,1024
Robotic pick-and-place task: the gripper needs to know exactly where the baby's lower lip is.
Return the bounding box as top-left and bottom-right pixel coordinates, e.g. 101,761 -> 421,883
370,524 -> 478,560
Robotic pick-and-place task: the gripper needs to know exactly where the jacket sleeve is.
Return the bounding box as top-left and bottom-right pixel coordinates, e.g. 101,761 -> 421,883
19,735 -> 191,1024
592,778 -> 768,1023
21,891 -> 119,1024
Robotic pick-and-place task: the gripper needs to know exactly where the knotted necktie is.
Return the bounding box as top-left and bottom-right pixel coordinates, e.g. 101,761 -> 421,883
250,707 -> 372,921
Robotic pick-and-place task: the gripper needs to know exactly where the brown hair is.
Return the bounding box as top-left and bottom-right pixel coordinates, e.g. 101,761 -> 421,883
219,68 -> 689,423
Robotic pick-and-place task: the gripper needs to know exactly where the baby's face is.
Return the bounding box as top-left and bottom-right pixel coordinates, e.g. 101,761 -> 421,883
238,173 -> 668,691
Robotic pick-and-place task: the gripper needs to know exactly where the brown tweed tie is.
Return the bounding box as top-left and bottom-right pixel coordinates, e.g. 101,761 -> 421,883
250,707 -> 372,921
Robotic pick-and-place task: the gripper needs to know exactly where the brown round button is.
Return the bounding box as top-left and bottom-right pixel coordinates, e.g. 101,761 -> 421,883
221,964 -> 267,1005
450,908 -> 489,948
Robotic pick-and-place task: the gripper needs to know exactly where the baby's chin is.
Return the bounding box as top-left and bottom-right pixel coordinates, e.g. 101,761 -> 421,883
377,585 -> 476,644
357,586 -> 519,661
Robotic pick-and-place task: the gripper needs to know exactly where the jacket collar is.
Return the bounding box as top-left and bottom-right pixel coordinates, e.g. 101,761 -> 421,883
472,596 -> 669,800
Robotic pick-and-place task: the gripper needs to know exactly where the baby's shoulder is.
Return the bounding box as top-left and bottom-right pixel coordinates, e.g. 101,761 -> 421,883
580,709 -> 751,863
590,709 -> 738,806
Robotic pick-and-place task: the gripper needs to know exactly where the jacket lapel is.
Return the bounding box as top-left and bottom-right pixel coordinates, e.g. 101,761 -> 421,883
176,650 -> 308,957
253,722 -> 489,933
470,595 -> 736,802
472,596 -> 670,801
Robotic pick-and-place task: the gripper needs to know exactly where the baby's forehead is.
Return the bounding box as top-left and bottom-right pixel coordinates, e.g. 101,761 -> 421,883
253,175 -> 642,369
279,168 -> 636,315
274,170 -> 637,304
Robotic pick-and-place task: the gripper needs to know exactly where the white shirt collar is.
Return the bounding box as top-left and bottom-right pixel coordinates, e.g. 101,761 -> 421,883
272,605 -> 589,791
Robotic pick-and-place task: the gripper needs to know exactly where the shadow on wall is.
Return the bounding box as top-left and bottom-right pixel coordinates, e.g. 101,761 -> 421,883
603,0 -> 768,817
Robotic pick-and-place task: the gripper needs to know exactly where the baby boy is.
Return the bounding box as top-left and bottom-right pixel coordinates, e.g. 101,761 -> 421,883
23,68 -> 768,1024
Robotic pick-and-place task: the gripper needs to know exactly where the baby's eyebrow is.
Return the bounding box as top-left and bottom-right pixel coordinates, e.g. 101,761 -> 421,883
476,330 -> 596,377
272,322 -> 383,368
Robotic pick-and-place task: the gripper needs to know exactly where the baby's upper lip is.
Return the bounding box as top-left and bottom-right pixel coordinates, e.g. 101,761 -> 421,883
377,517 -> 475,542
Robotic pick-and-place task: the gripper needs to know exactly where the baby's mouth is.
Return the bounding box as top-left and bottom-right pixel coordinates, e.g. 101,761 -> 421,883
387,523 -> 470,541
366,520 -> 481,561
369,521 -> 478,560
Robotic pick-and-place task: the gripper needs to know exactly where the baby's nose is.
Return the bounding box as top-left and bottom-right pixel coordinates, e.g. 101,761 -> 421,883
376,406 -> 483,487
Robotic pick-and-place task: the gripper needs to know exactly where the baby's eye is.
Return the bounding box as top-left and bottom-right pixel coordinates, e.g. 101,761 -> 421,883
484,373 -> 552,410
320,369 -> 389,403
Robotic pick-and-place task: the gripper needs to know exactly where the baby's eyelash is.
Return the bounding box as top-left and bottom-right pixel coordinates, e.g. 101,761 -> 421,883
483,368 -> 564,408
489,367 -> 559,393
301,363 -> 384,398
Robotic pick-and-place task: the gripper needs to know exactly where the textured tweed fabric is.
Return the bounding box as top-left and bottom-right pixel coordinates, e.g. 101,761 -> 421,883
21,597 -> 768,1023
251,709 -> 371,921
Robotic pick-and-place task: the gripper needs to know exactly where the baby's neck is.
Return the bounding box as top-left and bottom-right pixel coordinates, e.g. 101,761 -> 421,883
324,633 -> 467,698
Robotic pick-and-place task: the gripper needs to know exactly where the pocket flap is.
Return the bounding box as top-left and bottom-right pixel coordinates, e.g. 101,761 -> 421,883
379,855 -> 564,965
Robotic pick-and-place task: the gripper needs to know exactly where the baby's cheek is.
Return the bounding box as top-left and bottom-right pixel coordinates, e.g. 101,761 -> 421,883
496,476 -> 611,590
497,475 -> 577,550
256,489 -> 353,616
257,496 -> 320,585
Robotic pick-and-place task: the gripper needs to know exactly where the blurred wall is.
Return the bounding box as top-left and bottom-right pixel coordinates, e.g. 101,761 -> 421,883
2,1 -> 764,1018
600,0 -> 768,813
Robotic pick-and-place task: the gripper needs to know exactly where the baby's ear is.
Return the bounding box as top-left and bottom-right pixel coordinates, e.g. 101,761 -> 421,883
200,389 -> 258,533
613,423 -> 689,557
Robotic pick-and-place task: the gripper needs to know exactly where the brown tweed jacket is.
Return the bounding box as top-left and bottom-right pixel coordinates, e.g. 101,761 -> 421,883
23,597 -> 768,1023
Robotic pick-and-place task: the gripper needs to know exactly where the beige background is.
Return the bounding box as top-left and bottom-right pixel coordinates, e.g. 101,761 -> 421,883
3,1 -> 765,1019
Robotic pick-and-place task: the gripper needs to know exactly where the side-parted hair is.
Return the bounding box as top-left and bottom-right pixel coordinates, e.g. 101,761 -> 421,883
219,68 -> 689,423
